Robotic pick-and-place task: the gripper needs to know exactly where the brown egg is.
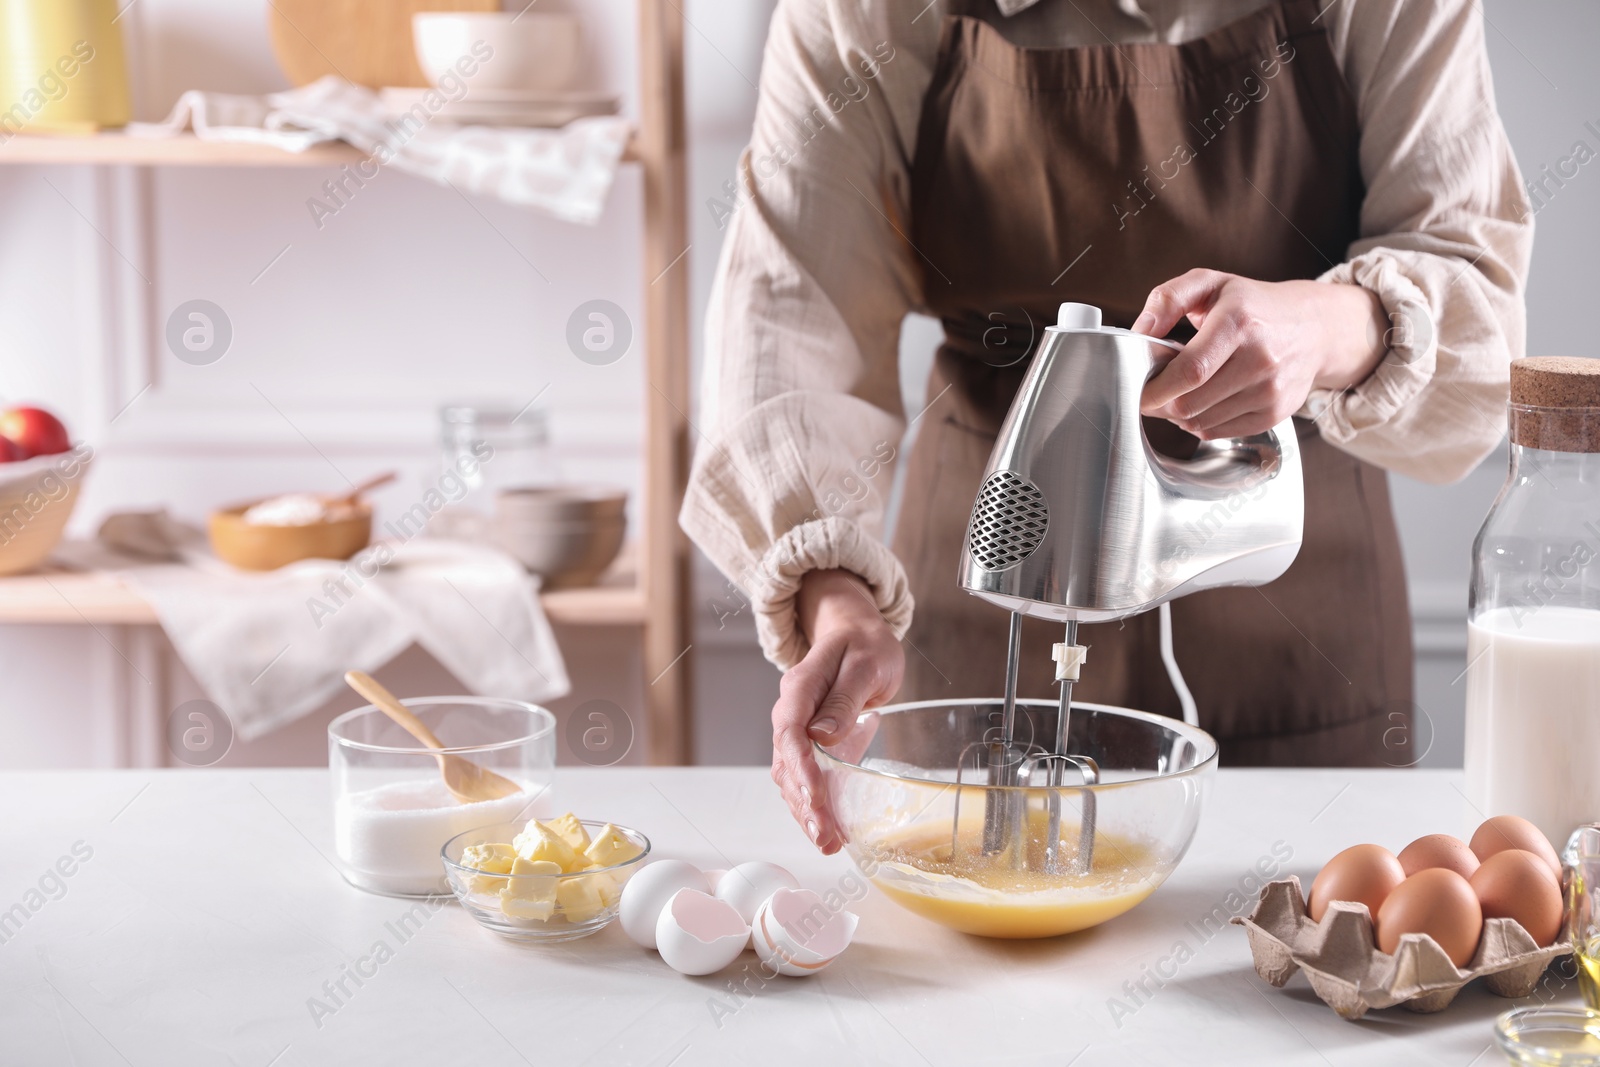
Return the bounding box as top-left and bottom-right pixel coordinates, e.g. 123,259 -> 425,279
1308,843 -> 1405,922
1398,834 -> 1480,880
1470,815 -> 1561,877
1470,849 -> 1564,947
1375,868 -> 1484,967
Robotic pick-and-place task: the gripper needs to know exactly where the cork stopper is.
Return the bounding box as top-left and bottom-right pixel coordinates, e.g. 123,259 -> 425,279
1510,357 -> 1600,452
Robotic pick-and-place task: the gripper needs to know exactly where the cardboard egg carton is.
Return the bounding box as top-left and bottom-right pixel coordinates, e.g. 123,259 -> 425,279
1231,876 -> 1570,1020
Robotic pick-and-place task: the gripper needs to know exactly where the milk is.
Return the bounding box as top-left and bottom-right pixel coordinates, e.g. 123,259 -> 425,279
1465,605 -> 1600,846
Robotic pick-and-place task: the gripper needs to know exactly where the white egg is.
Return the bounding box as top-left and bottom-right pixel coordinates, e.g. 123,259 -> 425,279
751,887 -> 858,977
654,889 -> 750,976
618,859 -> 704,949
702,868 -> 728,894
715,861 -> 800,924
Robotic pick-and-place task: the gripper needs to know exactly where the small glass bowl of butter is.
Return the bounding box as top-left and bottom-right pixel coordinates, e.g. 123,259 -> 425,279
442,815 -> 650,942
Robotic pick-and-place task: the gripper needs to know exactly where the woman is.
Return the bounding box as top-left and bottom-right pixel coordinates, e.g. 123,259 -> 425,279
682,0 -> 1531,852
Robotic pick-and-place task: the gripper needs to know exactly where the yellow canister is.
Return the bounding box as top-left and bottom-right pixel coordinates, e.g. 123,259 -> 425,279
0,0 -> 130,136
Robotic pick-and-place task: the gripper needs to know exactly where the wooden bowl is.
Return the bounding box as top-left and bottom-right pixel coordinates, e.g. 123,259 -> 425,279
208,500 -> 371,571
0,450 -> 91,576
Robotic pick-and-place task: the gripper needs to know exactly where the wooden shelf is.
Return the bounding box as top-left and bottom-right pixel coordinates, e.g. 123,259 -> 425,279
0,558 -> 646,627
545,580 -> 646,627
0,131 -> 640,167
1,0 -> 690,763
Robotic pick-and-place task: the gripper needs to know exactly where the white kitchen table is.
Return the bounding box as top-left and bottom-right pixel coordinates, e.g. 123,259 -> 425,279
1,767 -> 1573,1066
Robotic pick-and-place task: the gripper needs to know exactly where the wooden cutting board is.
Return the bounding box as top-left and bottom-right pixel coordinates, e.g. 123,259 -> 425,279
267,0 -> 500,89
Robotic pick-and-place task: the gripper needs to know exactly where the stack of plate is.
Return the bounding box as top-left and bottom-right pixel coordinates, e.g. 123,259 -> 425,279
378,87 -> 619,128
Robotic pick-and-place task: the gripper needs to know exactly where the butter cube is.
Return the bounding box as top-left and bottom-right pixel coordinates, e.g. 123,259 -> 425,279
509,857 -> 562,881
499,858 -> 561,922
513,822 -> 580,871
462,843 -> 517,872
545,813 -> 592,853
556,872 -> 610,924
582,864 -> 621,907
460,842 -> 517,893
500,893 -> 556,922
584,824 -> 643,869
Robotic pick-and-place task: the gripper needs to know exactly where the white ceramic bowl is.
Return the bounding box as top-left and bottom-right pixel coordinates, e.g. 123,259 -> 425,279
413,13 -> 581,92
491,486 -> 628,588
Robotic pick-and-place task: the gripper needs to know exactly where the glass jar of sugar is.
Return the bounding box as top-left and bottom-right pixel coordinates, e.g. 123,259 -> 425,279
1467,357 -> 1600,847
329,697 -> 556,897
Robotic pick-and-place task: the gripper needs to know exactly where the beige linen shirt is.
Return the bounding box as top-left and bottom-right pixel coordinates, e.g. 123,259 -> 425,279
681,0 -> 1534,670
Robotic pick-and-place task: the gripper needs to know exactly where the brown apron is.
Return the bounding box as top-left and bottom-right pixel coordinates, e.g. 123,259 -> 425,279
894,0 -> 1415,767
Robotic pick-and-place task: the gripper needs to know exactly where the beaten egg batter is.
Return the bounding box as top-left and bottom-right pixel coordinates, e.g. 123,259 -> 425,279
865,812 -> 1164,938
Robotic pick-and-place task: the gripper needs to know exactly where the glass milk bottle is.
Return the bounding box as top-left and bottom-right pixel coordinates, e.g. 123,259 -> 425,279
1467,357 -> 1600,847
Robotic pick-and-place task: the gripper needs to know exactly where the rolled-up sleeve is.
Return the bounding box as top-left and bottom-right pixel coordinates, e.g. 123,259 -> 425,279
680,1 -> 929,669
1306,0 -> 1534,484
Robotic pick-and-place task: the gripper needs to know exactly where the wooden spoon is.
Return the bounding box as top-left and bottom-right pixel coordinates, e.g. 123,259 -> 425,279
343,670 -> 523,804
326,471 -> 398,510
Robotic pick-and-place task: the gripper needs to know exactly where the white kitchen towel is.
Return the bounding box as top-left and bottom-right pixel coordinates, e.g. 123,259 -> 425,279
127,77 -> 631,225
124,90 -> 331,151
64,525 -> 570,741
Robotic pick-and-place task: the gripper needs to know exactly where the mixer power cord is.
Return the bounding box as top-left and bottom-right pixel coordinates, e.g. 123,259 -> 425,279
1158,601 -> 1199,727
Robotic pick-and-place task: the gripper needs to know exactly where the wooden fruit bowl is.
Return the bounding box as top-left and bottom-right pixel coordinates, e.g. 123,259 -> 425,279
0,449 -> 91,576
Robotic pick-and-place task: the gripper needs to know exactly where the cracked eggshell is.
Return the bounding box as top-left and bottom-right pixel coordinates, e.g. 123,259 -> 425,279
715,862 -> 800,924
619,859 -> 704,949
752,887 -> 858,977
702,868 -> 728,894
655,889 -> 750,976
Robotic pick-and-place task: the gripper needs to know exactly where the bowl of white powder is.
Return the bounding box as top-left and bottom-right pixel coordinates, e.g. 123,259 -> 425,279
329,696 -> 556,897
209,493 -> 371,571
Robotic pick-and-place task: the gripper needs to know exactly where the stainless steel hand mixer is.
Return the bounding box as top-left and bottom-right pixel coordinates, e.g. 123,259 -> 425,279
951,302 -> 1305,875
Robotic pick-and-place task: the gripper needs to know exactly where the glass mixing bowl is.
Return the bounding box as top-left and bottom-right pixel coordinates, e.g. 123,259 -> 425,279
816,699 -> 1217,939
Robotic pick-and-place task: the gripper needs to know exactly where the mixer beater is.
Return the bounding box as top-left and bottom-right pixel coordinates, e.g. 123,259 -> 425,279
952,612 -> 1098,875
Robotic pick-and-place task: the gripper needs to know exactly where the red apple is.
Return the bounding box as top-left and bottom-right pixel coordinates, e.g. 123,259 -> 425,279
0,406 -> 70,459
0,436 -> 20,462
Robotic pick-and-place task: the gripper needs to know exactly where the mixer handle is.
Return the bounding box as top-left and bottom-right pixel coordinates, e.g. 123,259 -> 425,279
1139,342 -> 1289,495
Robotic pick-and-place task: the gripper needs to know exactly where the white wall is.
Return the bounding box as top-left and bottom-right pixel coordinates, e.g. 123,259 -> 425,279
1,0 -> 1593,770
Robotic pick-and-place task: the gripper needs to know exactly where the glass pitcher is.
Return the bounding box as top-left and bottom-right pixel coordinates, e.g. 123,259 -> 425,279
1466,358 -> 1600,848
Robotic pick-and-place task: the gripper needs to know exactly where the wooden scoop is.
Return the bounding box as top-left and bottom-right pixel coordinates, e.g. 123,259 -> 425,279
343,670 -> 523,804
326,471 -> 398,510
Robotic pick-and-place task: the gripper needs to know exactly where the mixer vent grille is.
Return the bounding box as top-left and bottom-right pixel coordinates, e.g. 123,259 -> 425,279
968,471 -> 1049,570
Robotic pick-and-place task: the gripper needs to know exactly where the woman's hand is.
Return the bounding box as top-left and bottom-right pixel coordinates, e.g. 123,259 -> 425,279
770,569 -> 904,854
1134,269 -> 1390,439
